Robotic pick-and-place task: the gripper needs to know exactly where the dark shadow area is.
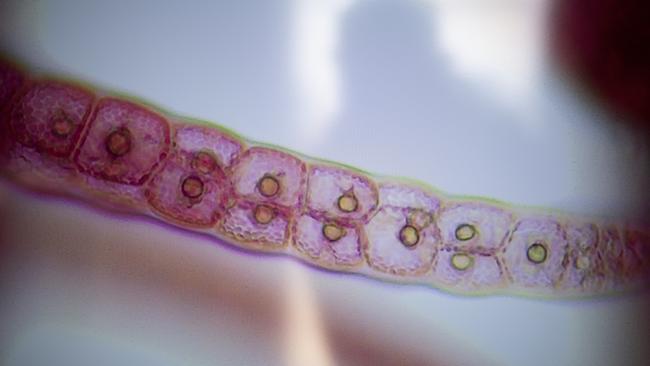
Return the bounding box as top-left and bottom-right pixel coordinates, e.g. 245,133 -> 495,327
551,0 -> 650,133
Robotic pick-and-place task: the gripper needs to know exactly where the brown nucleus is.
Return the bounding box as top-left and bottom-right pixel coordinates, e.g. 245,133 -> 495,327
455,223 -> 476,241
337,192 -> 358,213
257,175 -> 280,198
181,176 -> 204,199
575,255 -> 591,270
105,128 -> 132,157
50,114 -> 74,137
399,224 -> 420,247
322,223 -> 345,242
254,204 -> 275,225
527,242 -> 548,264
451,253 -> 473,271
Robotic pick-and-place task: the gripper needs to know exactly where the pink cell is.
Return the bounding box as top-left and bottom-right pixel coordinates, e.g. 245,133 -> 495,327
2,80 -> 92,195
599,225 -> 644,285
75,98 -> 171,185
0,59 -> 25,112
502,217 -> 567,289
145,125 -> 242,227
292,214 -> 363,268
219,201 -> 290,249
365,206 -> 440,275
146,154 -> 230,228
306,165 -> 378,223
559,221 -> 609,292
9,81 -> 94,158
437,202 -> 514,251
623,226 -> 650,286
229,147 -> 307,209
173,125 -> 243,168
624,226 -> 650,267
432,249 -> 506,293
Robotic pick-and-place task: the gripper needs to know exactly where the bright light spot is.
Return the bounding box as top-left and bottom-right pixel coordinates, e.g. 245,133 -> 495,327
431,0 -> 547,106
292,0 -> 353,147
283,265 -> 334,366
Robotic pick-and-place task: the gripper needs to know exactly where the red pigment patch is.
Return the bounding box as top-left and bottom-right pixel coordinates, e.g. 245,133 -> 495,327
0,59 -> 25,160
75,98 -> 170,185
0,60 -> 25,112
624,227 -> 650,267
9,82 -> 94,158
599,226 -> 644,282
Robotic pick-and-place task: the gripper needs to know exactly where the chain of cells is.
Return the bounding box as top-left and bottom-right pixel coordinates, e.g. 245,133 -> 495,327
1,58 -> 648,299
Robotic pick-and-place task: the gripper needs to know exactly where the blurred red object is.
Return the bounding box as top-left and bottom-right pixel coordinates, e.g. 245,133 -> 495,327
551,0 -> 650,132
